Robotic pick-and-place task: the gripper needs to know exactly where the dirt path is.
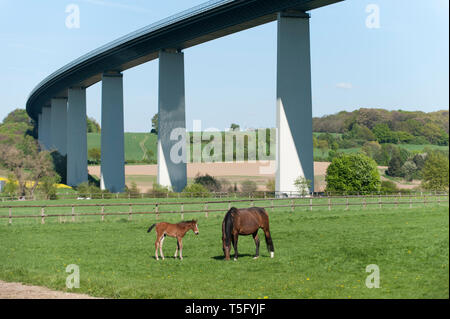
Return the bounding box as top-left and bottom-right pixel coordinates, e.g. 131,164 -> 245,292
0,280 -> 99,299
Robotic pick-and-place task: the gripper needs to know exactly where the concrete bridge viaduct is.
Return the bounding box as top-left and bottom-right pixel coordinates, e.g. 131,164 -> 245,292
26,0 -> 343,194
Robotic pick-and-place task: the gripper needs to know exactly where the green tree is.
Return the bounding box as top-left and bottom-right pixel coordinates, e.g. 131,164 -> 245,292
325,153 -> 381,194
87,117 -> 101,133
230,123 -> 240,131
421,152 -> 449,191
386,152 -> 404,177
88,147 -> 101,164
38,175 -> 61,200
151,113 -> 158,134
317,139 -> 328,157
373,123 -> 396,143
294,176 -> 311,196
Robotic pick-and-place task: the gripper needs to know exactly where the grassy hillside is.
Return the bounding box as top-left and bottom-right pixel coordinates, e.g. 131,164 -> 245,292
86,132 -> 448,165
88,133 -> 158,163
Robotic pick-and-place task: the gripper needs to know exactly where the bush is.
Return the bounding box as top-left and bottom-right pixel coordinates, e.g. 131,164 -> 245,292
2,174 -> 18,195
219,179 -> 233,193
294,176 -> 312,196
421,151 -> 449,191
126,182 -> 141,198
325,153 -> 381,194
147,183 -> 171,198
240,180 -> 257,194
38,175 -> 61,200
76,182 -> 110,199
265,179 -> 275,192
182,183 -> 210,198
194,174 -> 221,192
88,147 -> 101,164
380,180 -> 399,194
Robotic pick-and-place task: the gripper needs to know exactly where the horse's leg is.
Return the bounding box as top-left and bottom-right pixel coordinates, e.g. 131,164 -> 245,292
252,231 -> 260,259
174,239 -> 179,259
178,238 -> 183,260
159,235 -> 165,260
263,228 -> 274,258
232,233 -> 239,261
155,234 -> 160,261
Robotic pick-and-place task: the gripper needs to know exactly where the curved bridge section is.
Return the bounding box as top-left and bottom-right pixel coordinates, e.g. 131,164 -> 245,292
27,0 -> 343,194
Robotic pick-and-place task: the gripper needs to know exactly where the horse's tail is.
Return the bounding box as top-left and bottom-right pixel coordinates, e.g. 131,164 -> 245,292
147,224 -> 156,233
224,207 -> 237,246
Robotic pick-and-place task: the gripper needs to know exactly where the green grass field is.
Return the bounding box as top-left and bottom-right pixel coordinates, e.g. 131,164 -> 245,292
0,198 -> 448,299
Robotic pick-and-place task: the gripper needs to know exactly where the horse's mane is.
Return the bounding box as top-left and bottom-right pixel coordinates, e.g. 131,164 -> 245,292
223,207 -> 238,246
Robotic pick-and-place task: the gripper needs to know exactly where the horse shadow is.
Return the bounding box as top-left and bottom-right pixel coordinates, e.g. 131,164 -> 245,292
211,253 -> 255,260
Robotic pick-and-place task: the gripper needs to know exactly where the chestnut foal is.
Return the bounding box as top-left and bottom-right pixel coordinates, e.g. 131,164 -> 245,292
147,220 -> 199,260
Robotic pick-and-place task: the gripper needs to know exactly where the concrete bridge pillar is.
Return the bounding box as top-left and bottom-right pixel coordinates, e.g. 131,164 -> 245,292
157,50 -> 187,192
50,98 -> 68,155
67,87 -> 88,187
100,72 -> 125,193
276,12 -> 314,195
41,106 -> 52,150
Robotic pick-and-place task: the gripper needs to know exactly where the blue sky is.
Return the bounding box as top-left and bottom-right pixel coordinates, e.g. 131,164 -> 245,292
0,0 -> 448,132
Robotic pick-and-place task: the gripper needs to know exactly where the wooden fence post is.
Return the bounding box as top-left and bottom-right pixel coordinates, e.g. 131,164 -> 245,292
41,207 -> 45,225
291,199 -> 294,212
409,196 -> 412,209
363,196 -> 366,209
181,204 -> 184,220
346,197 -> 349,211
101,206 -> 105,222
328,197 -> 331,211
9,207 -> 12,225
155,204 -> 159,220
271,199 -> 274,212
205,203 -> 208,218
72,205 -> 75,222
310,198 -> 313,211
129,205 -> 132,221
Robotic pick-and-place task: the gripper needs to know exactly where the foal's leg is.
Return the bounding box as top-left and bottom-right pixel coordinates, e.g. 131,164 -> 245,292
178,237 -> 183,260
154,235 -> 161,261
252,231 -> 260,259
174,240 -> 179,259
159,235 -> 166,260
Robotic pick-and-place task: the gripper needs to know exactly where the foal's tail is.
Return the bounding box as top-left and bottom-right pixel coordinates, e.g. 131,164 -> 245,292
147,224 -> 156,233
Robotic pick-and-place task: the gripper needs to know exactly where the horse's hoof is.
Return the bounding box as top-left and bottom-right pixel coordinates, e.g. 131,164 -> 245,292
253,256 -> 259,260
270,252 -> 274,258
234,258 -> 237,261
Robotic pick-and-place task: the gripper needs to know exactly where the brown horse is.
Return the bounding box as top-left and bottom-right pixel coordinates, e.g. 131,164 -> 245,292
222,207 -> 274,261
147,220 -> 199,260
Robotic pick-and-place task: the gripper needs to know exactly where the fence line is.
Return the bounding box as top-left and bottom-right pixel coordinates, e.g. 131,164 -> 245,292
1,190 -> 448,203
0,193 -> 447,224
